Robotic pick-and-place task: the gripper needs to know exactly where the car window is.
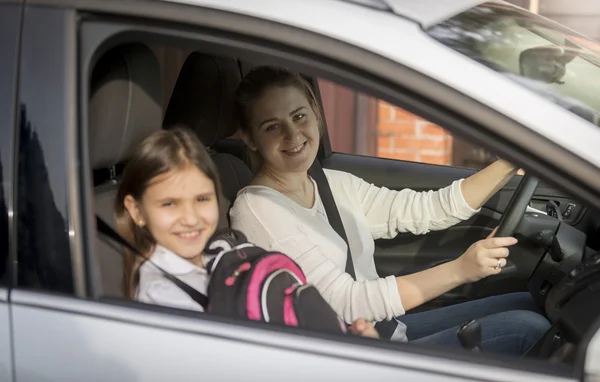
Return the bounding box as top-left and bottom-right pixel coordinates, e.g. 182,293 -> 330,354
426,2 -> 600,126
75,17 -> 574,378
0,4 -> 21,287
16,6 -> 74,294
318,79 -> 496,169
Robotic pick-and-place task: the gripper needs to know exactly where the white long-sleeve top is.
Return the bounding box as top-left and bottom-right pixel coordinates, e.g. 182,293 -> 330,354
230,169 -> 478,339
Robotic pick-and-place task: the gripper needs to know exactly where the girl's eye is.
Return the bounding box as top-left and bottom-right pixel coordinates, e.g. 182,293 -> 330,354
161,201 -> 174,207
293,113 -> 306,121
196,196 -> 210,203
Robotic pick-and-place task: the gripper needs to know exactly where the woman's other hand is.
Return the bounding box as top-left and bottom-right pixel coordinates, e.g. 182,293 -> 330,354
349,319 -> 380,339
452,228 -> 518,283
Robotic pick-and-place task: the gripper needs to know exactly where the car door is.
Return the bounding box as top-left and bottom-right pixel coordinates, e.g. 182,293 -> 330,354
0,2 -> 23,381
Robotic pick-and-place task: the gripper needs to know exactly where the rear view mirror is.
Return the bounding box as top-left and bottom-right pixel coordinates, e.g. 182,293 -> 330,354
519,45 -> 578,84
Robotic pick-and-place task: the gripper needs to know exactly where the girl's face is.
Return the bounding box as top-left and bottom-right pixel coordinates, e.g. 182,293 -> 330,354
242,85 -> 320,175
125,165 -> 219,265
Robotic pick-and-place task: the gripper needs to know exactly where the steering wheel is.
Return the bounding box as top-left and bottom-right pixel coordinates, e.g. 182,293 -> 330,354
495,174 -> 540,238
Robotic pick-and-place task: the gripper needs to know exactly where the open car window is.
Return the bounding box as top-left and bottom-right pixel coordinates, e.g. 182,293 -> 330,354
426,2 -> 600,126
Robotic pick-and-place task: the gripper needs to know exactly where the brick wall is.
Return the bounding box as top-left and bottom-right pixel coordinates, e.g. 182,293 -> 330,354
376,101 -> 453,165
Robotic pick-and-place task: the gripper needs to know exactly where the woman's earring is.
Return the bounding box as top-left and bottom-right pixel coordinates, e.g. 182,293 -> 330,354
249,145 -> 257,151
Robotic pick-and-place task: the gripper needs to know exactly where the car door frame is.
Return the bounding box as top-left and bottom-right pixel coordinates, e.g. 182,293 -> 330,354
0,1 -> 24,381
12,0 -> 599,380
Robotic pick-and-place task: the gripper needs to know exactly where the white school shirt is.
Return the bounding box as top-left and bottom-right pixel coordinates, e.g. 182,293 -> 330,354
230,169 -> 479,341
137,245 -> 212,312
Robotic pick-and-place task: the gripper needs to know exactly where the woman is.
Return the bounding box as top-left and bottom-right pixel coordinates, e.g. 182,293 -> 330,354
229,66 -> 549,355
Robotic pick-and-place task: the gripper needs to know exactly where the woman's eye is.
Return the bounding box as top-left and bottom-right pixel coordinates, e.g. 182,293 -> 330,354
293,113 -> 306,121
265,124 -> 280,132
161,201 -> 174,207
196,196 -> 209,203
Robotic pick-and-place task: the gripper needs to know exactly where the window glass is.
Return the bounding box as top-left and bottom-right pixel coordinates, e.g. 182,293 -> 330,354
0,4 -> 21,286
318,79 -> 495,169
17,7 -> 73,293
426,2 -> 600,126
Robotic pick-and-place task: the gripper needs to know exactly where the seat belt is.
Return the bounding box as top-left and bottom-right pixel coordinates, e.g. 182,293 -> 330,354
309,160 -> 399,340
308,161 -> 355,278
95,216 -> 209,310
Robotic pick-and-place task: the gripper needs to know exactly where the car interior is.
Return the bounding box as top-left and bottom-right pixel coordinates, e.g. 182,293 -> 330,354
88,38 -> 600,367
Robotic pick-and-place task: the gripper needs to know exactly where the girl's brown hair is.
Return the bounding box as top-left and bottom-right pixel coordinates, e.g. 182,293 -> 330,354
115,126 -> 221,298
234,66 -> 324,171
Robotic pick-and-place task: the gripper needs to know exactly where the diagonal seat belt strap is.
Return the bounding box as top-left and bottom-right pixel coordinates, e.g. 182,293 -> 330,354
309,160 -> 398,339
309,161 -> 356,278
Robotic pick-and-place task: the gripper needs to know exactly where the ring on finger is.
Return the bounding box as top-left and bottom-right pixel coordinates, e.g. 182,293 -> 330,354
494,259 -> 503,270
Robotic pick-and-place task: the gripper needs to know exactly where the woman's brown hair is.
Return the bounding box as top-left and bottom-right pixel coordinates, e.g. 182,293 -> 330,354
115,126 -> 221,298
234,66 -> 324,171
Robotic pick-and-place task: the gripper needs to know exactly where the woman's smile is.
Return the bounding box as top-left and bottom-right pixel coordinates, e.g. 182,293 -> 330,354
282,141 -> 307,155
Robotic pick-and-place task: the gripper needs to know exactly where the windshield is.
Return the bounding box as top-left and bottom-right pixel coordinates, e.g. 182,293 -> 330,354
426,2 -> 600,126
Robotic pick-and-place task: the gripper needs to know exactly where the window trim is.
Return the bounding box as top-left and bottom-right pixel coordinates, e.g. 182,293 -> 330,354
0,2 -> 23,290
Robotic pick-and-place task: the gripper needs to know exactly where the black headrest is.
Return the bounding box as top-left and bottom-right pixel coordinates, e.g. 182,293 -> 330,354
163,52 -> 241,147
89,43 -> 163,170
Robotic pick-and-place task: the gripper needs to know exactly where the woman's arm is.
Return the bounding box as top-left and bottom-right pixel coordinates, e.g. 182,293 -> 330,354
231,187 -> 518,318
460,159 -> 519,210
395,231 -> 517,311
395,261 -> 463,312
326,169 -> 478,239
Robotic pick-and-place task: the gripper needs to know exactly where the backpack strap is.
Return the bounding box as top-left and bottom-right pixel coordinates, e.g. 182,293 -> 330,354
309,160 -> 398,339
96,216 -> 209,310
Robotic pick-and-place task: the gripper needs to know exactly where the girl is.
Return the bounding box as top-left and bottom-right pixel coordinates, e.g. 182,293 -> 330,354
114,127 -> 378,338
229,66 -> 550,355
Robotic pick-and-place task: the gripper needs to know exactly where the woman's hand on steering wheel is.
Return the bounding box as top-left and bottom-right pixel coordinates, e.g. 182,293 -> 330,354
453,228 -> 518,283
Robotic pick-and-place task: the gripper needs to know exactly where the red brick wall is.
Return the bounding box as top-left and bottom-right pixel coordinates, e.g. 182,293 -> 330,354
376,101 -> 453,165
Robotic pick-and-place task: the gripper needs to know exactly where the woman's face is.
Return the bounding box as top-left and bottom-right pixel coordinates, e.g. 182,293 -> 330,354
244,86 -> 320,175
125,165 -> 219,264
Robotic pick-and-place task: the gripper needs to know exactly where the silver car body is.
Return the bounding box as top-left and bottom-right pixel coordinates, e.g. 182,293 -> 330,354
4,0 -> 600,381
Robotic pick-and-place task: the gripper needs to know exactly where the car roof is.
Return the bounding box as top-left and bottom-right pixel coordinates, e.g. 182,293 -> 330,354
161,0 -> 502,28
340,0 -> 491,28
